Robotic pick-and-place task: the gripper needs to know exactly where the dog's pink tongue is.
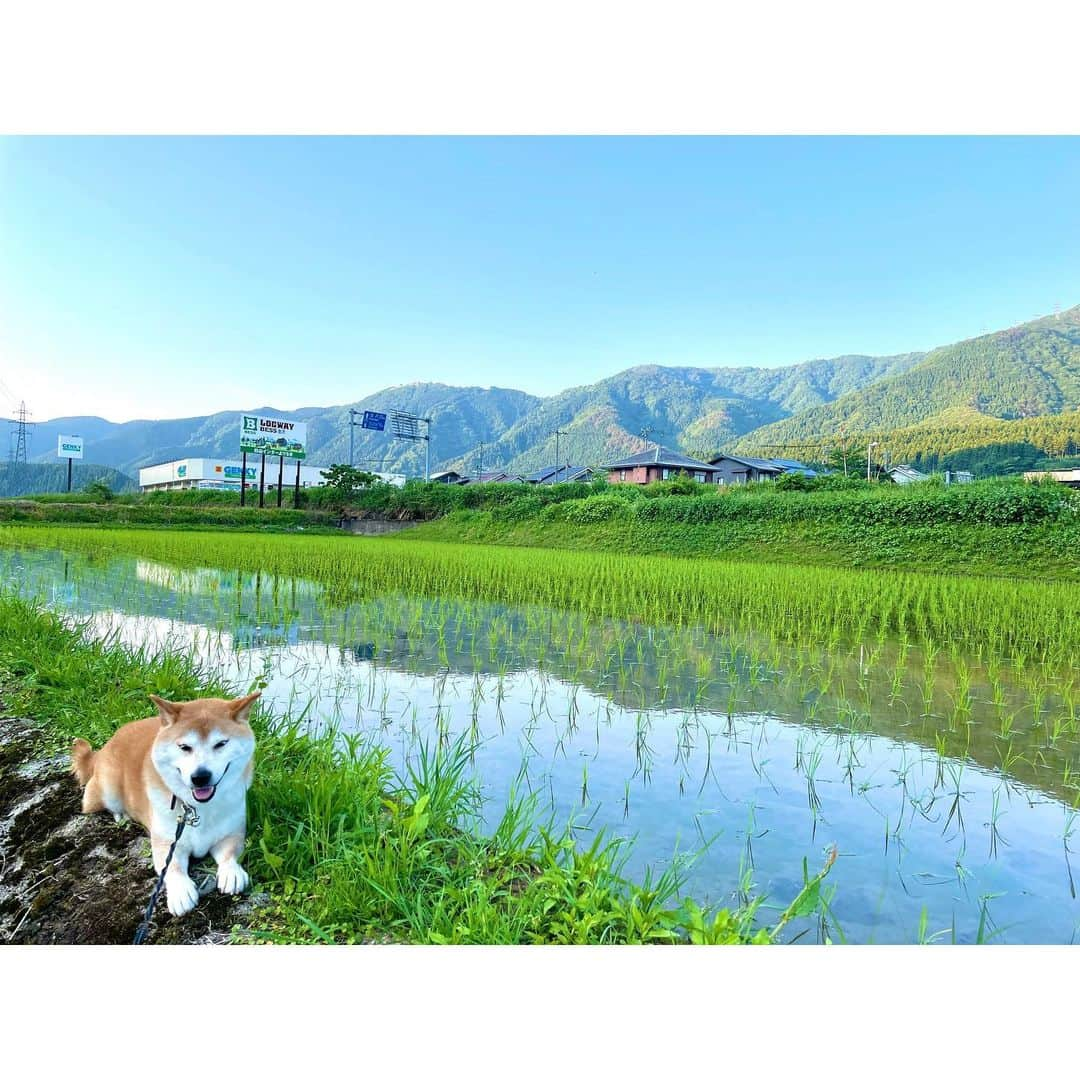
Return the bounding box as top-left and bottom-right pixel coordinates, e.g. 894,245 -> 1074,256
193,786 -> 214,802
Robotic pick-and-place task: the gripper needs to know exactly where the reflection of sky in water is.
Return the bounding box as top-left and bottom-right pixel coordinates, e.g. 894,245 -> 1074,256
5,546 -> 1080,944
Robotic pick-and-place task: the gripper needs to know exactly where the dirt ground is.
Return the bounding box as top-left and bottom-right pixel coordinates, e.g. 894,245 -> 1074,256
0,714 -> 264,945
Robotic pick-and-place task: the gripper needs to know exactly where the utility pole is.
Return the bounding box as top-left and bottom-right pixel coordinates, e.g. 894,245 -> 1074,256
640,426 -> 655,450
9,401 -> 31,464
867,440 -> 879,482
553,429 -> 568,483
476,442 -> 484,482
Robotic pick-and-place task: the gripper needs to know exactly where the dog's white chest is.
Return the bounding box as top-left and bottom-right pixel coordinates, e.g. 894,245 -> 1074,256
150,790 -> 247,859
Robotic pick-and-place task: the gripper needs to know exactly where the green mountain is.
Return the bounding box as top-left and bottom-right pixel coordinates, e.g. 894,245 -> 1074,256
448,354 -> 922,475
0,462 -> 136,498
29,386 -> 540,477
25,305 -> 1080,480
729,306 -> 1080,463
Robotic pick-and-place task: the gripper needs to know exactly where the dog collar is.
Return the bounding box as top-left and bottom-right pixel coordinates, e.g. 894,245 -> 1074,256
169,794 -> 200,827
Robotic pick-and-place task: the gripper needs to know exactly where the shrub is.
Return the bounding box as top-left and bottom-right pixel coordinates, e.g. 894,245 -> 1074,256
562,494 -> 635,524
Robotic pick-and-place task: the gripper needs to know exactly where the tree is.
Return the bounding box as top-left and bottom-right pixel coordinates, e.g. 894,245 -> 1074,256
824,446 -> 857,477
319,464 -> 379,504
83,480 -> 114,502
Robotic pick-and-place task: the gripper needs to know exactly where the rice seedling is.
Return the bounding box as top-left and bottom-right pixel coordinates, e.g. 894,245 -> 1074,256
4,528 -> 1079,943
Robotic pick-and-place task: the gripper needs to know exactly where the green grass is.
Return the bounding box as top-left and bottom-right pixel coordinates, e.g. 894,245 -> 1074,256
10,473 -> 1078,578
0,499 -> 338,532
0,592 -> 838,944
408,510 -> 1080,581
4,525 -> 1077,666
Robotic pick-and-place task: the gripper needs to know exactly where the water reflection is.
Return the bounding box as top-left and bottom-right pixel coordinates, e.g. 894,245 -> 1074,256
3,545 -> 1079,944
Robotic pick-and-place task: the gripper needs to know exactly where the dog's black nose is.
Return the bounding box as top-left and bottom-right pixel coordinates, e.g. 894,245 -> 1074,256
191,768 -> 212,787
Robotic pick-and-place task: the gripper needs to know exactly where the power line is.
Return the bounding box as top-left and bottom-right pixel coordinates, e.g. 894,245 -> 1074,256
0,376 -> 18,409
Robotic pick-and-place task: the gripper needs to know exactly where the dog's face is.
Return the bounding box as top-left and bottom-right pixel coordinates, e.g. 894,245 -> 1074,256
149,693 -> 259,805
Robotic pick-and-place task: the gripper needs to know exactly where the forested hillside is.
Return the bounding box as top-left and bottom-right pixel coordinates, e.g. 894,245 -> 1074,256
0,462 -> 136,498
25,305 -> 1080,479
730,307 -> 1080,468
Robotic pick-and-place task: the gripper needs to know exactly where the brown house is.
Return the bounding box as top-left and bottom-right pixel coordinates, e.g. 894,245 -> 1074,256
605,446 -> 720,485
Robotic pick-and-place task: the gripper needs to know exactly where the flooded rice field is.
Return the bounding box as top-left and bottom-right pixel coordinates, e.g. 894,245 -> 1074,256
4,540 -> 1080,943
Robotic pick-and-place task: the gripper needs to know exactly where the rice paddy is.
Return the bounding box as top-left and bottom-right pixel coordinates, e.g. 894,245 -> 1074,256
2,524 -> 1079,942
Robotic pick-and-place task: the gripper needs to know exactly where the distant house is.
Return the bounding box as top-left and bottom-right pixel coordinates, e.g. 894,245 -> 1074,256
605,446 -> 720,485
885,464 -> 931,485
524,464 -> 598,485
429,470 -> 463,484
1024,468 -> 1080,488
456,470 -> 525,485
944,469 -> 974,485
708,454 -> 819,485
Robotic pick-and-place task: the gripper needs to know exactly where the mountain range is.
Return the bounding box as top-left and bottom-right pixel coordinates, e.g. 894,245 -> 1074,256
20,305 -> 1080,482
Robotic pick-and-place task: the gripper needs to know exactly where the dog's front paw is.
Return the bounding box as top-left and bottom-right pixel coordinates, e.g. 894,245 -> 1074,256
217,860 -> 249,895
166,873 -> 200,916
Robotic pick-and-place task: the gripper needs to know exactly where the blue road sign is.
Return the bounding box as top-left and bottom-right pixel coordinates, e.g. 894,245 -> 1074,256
362,410 -> 387,431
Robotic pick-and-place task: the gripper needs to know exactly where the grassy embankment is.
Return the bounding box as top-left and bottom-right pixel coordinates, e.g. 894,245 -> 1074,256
400,476 -> 1080,580
0,495 -> 338,533
6,475 -> 1076,578
0,592 -> 836,944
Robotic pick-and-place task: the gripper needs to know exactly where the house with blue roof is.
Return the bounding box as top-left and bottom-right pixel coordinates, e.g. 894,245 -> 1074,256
524,464 -> 599,485
708,453 -> 820,484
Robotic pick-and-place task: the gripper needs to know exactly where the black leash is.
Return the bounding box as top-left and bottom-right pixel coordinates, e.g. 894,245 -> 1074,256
132,795 -> 200,945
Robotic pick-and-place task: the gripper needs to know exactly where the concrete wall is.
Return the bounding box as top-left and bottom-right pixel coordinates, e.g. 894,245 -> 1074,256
340,519 -> 421,535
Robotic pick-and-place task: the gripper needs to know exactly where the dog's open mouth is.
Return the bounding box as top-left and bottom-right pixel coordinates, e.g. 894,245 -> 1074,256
191,785 -> 216,803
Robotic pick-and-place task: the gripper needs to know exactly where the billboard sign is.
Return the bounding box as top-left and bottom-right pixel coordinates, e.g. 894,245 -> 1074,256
57,435 -> 84,460
361,410 -> 387,431
240,414 -> 307,459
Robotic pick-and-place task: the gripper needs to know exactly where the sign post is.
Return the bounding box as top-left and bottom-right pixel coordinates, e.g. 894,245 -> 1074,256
241,414 -> 306,510
293,459 -> 301,508
57,435 -> 84,493
349,410 -> 387,467
276,454 -> 284,508
240,450 -> 248,506
389,411 -> 431,480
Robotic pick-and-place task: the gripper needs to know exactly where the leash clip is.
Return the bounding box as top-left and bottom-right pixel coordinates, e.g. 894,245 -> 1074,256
171,795 -> 200,827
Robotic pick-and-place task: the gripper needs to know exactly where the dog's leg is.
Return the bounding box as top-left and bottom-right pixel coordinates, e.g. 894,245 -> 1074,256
211,833 -> 250,895
81,776 -> 106,814
152,836 -> 200,917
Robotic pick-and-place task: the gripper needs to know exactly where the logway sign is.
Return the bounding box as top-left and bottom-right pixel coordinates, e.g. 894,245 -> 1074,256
57,435 -> 84,459
239,415 -> 307,460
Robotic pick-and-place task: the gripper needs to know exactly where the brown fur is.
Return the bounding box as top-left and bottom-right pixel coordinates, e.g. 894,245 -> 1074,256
69,693 -> 260,917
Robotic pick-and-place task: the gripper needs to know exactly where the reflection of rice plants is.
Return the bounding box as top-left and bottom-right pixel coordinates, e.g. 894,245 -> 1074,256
5,529 -> 1080,945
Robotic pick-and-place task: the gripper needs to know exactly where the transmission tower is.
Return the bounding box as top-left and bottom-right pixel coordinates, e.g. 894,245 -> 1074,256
9,401 -> 32,464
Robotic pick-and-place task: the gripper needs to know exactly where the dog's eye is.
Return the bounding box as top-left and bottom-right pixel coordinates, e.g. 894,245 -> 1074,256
214,740 -> 228,750
177,743 -> 192,753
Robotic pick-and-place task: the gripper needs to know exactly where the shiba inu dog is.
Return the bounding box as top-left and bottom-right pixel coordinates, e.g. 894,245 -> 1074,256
70,692 -> 260,918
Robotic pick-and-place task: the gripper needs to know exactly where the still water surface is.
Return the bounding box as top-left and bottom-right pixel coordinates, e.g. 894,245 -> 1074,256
5,545 -> 1079,943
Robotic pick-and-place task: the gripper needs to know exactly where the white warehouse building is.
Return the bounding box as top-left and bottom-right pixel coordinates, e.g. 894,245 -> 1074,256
138,458 -> 333,492
138,458 -> 409,493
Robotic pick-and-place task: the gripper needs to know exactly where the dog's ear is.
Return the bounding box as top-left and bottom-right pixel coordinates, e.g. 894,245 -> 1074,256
150,694 -> 181,727
229,691 -> 261,725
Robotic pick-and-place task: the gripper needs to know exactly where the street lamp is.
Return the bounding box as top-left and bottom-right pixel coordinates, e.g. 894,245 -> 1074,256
867,441 -> 880,482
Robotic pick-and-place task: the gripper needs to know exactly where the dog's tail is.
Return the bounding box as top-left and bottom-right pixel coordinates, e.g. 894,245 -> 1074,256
70,738 -> 96,786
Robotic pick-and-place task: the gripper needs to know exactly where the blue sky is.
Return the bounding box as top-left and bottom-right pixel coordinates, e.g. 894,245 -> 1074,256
2,136 -> 1079,422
